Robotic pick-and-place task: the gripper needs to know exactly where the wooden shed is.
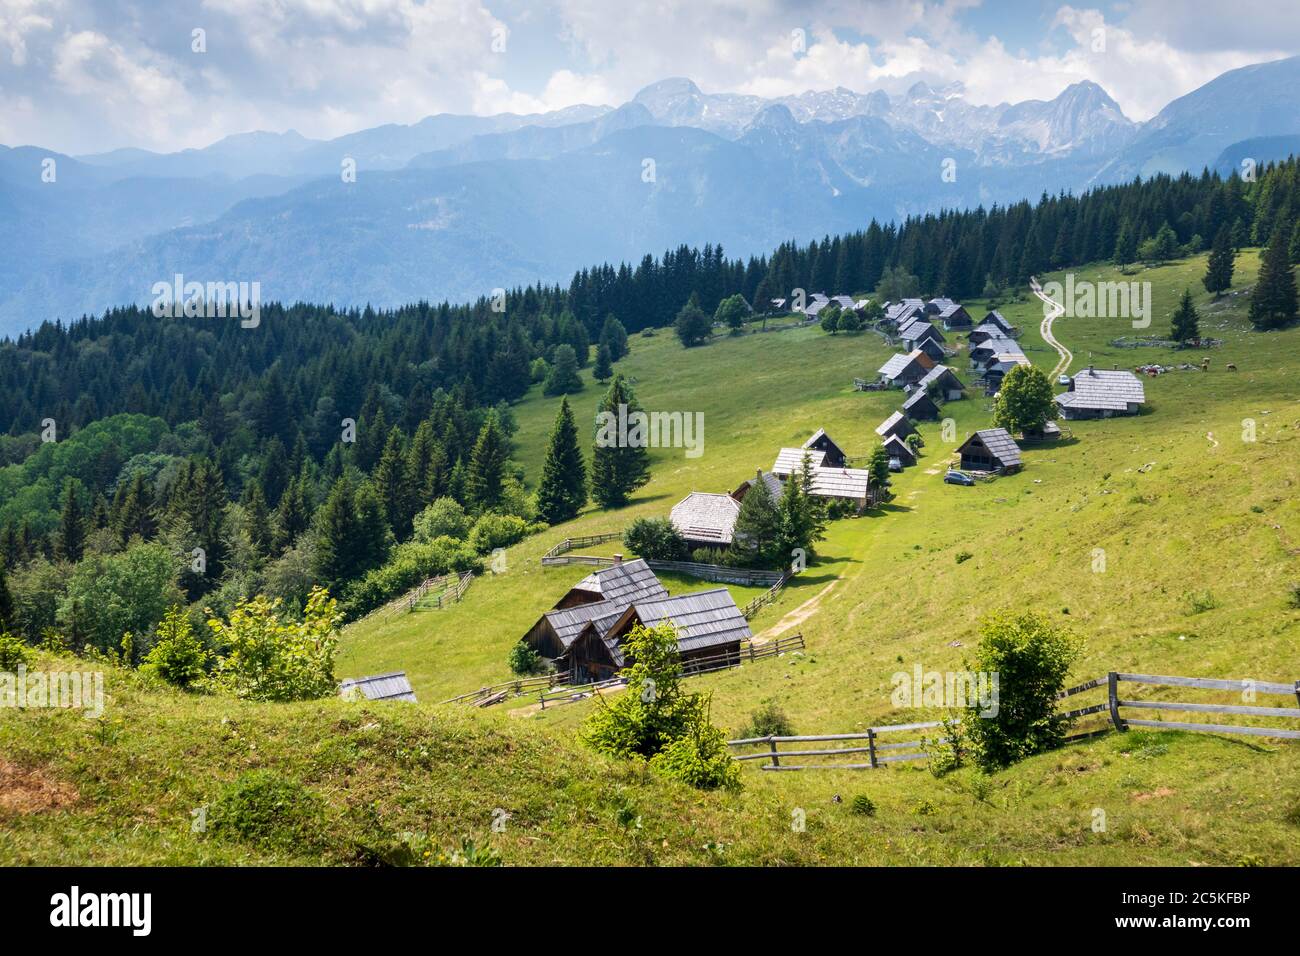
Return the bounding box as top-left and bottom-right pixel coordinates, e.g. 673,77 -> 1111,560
902,387 -> 941,421
339,672 -> 417,703
918,364 -> 966,402
875,410 -> 918,443
802,428 -> 847,467
670,492 -> 741,549
876,349 -> 936,387
958,428 -> 1023,474
882,434 -> 917,467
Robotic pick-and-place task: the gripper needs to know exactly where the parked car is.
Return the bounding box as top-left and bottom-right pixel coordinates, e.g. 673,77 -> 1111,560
888,457 -> 903,473
1058,373 -> 1071,385
944,469 -> 975,486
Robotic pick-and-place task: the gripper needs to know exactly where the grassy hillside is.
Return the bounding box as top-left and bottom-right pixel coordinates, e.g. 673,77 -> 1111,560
6,250 -> 1299,865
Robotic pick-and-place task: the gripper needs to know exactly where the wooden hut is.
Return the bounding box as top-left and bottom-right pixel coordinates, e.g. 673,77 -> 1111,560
882,434 -> 917,467
902,387 -> 940,421
958,428 -> 1022,474
802,428 -> 847,467
1055,367 -> 1146,419
670,492 -> 741,549
876,349 -> 936,387
875,410 -> 918,443
339,672 -> 417,703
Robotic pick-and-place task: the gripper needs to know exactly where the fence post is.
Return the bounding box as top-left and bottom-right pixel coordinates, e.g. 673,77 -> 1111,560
1107,671 -> 1126,732
867,728 -> 878,769
1294,680 -> 1299,708
767,735 -> 780,769
749,643 -> 756,662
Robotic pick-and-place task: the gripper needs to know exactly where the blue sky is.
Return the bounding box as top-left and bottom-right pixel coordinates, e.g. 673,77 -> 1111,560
1,0 -> 1296,154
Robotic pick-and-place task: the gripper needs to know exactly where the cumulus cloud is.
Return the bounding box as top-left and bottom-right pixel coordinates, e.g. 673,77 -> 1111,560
1,0 -> 1295,153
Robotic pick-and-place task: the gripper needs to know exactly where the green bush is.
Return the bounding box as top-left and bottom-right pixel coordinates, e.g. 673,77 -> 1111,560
0,632 -> 32,671
623,517 -> 686,561
1184,589 -> 1219,614
955,550 -> 973,564
508,641 -> 544,676
206,587 -> 342,702
850,794 -> 876,816
412,498 -> 471,542
139,606 -> 209,688
468,512 -> 530,554
647,723 -> 742,792
737,701 -> 794,739
962,610 -> 1082,771
209,770 -> 327,852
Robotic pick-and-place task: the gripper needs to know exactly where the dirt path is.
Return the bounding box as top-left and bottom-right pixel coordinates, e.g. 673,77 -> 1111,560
758,580 -> 838,640
1031,275 -> 1072,380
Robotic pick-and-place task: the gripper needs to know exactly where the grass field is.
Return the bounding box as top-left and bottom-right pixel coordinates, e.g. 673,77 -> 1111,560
5,250 -> 1298,865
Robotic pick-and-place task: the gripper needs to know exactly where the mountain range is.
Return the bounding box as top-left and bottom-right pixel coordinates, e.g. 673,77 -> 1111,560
3,55 -> 1300,336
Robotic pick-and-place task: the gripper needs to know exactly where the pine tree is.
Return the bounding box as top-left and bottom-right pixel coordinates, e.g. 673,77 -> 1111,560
242,479 -> 272,559
776,453 -> 826,562
372,426 -> 413,536
867,443 -> 891,501
313,477 -> 390,589
54,479 -> 87,563
535,398 -> 587,525
593,342 -> 613,382
466,411 -> 508,512
1250,224 -> 1299,331
599,314 -> 629,360
273,477 -> 311,555
1113,220 -> 1137,266
730,477 -> 781,567
591,373 -> 651,508
0,560 -> 13,633
1169,288 -> 1200,344
544,344 -> 584,396
1203,225 -> 1235,296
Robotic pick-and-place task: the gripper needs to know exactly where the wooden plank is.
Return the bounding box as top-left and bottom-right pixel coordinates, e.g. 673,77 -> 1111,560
736,746 -> 875,760
1118,699 -> 1300,719
876,752 -> 928,764
1124,719 -> 1300,739
760,764 -> 875,771
1057,676 -> 1108,698
1063,702 -> 1110,719
867,728 -> 878,769
1117,673 -> 1295,696
1107,671 -> 1126,732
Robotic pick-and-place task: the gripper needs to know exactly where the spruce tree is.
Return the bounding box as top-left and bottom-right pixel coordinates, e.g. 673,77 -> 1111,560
599,314 -> 629,360
242,479 -> 272,559
1113,220 -> 1137,267
54,479 -> 87,563
1250,224 -> 1299,331
273,477 -> 311,555
1203,225 -> 1235,296
466,411 -> 508,512
730,478 -> 781,567
591,373 -> 651,508
1170,288 -> 1200,344
867,443 -> 891,501
593,342 -> 613,382
0,560 -> 13,633
544,344 -> 584,396
535,398 -> 588,525
372,426 -> 413,536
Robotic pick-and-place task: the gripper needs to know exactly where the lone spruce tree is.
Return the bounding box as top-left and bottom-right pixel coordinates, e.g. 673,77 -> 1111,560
466,411 -> 508,512
535,398 -> 587,525
591,374 -> 650,508
1169,288 -> 1200,344
730,478 -> 781,567
1249,224 -> 1299,331
1203,225 -> 1235,297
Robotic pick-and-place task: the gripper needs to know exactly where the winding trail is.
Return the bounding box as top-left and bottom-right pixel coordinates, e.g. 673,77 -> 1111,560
1031,275 -> 1072,380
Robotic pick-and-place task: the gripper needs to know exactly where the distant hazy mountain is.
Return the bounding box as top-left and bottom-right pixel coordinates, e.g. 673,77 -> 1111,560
2,55 -> 1298,336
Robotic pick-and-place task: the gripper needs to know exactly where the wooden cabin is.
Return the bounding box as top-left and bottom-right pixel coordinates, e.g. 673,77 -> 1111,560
731,469 -> 786,504
1055,367 -> 1146,420
875,410 -> 918,443
670,492 -> 741,549
917,364 -> 966,402
882,433 -> 917,467
902,387 -> 941,421
522,557 -> 669,661
877,349 -> 936,388
802,428 -> 847,467
958,428 -> 1022,474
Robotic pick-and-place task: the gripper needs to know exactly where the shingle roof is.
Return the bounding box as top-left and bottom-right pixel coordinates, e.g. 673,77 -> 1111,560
626,589 -> 753,655
918,363 -> 962,391
1056,367 -> 1146,410
901,320 -> 945,343
544,599 -> 626,649
808,467 -> 871,499
982,310 -> 1015,332
831,295 -> 857,310
875,410 -> 916,438
572,558 -> 669,607
740,470 -> 786,503
963,428 -> 1022,468
339,672 -> 417,703
885,299 -> 926,322
773,447 -> 825,476
903,388 -> 938,413
670,492 -> 741,545
878,349 -> 931,380
882,433 -> 916,463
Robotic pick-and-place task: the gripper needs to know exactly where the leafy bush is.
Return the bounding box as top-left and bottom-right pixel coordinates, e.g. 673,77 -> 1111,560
961,610 -> 1082,771
582,622 -> 741,792
623,516 -> 686,561
0,632 -> 31,670
206,587 -> 342,702
58,541 -> 184,659
850,794 -> 876,816
1184,589 -> 1219,614
955,550 -> 973,564
737,701 -> 794,739
139,606 -> 209,687
468,512 -> 530,554
413,498 -> 472,542
344,537 -> 481,618
508,641 -> 544,676
209,770 -> 327,852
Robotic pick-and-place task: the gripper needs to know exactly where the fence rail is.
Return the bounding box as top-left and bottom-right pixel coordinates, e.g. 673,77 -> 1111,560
646,560 -> 783,588
540,532 -> 624,565
728,669 -> 1300,771
742,571 -> 791,620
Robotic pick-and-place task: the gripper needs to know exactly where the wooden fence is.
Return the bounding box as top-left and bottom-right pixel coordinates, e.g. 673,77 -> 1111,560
741,571 -> 791,620
441,669 -> 573,706
646,560 -> 783,588
353,570 -> 474,627
730,720 -> 948,771
540,532 -> 624,565
728,669 -> 1300,771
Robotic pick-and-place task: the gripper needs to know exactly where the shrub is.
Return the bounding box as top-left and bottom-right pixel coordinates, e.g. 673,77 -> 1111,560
139,606 -> 209,687
1289,583 -> 1300,609
206,587 -> 342,702
961,610 -> 1082,771
647,722 -> 742,792
508,641 -> 544,676
413,498 -> 472,542
344,537 -> 481,618
623,516 -> 686,561
0,632 -> 31,671
690,546 -> 727,565
737,701 -> 794,739
1184,589 -> 1219,614
209,770 -> 327,852
468,513 -> 530,554
850,794 -> 876,816
955,550 -> 973,564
